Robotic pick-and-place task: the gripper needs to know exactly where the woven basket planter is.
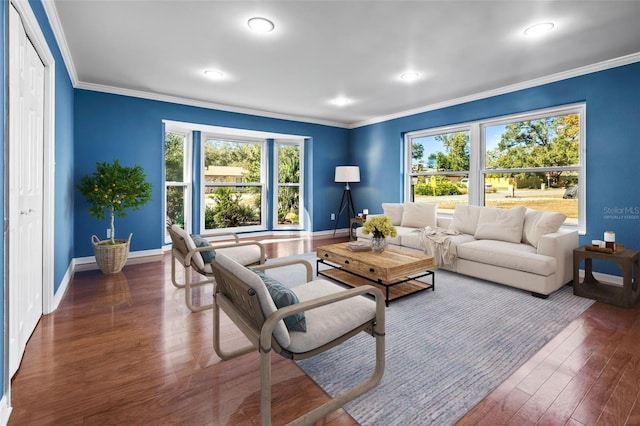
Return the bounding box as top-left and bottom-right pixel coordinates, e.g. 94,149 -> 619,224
91,233 -> 133,274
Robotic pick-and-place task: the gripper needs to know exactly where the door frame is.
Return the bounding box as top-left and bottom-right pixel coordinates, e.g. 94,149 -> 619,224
5,0 -> 55,401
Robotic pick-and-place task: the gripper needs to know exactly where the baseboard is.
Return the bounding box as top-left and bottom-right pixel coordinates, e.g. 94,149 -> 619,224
48,260 -> 75,313
0,395 -> 12,426
73,248 -> 164,272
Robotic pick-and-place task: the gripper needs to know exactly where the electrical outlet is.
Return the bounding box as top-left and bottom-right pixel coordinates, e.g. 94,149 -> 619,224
106,229 -> 111,239
331,213 -> 335,220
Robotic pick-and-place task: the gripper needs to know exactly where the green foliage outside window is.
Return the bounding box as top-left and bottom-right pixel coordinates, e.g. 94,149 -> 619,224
414,175 -> 462,196
204,187 -> 258,229
487,114 -> 579,188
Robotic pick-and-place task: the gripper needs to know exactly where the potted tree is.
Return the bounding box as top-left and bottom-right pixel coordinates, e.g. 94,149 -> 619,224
77,159 -> 152,274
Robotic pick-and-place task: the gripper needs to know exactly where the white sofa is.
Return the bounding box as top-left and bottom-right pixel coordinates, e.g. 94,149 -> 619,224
356,202 -> 578,298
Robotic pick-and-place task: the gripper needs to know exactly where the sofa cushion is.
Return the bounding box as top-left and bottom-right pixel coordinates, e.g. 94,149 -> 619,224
216,253 -> 291,348
400,230 -> 476,251
382,203 -> 404,226
357,225 -> 413,246
449,204 -> 482,235
457,239 -> 555,276
474,206 -> 526,244
400,202 -> 437,228
522,209 -> 567,248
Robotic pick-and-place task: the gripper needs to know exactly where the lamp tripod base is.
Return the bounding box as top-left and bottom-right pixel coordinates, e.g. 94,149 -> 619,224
333,188 -> 356,237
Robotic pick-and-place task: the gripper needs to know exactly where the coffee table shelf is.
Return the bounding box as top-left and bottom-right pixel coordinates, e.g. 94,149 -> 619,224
317,243 -> 435,306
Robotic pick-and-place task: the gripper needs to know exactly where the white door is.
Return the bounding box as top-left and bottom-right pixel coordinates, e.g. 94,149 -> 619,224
8,4 -> 45,377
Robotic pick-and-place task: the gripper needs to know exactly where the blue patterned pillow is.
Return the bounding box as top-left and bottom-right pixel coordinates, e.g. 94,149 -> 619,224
190,235 -> 216,263
252,270 -> 307,332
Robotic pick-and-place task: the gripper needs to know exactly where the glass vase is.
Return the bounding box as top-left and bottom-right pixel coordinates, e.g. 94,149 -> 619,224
370,236 -> 388,253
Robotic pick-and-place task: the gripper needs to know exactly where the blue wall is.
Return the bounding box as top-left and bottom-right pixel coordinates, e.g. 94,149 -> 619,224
73,91 -> 350,257
350,62 -> 640,270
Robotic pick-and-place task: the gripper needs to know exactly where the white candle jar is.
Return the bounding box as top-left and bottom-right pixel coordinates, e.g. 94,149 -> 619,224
604,231 -> 615,250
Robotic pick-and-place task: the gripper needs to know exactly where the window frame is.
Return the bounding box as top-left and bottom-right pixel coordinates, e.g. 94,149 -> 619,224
404,103 -> 586,232
164,130 -> 192,243
273,139 -> 304,230
200,133 -> 267,233
404,123 -> 472,210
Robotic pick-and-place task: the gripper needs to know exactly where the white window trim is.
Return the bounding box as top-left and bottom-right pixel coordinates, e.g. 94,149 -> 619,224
404,123 -> 472,203
404,103 -> 586,232
164,130 -> 192,242
201,134 -> 267,233
273,139 -> 305,230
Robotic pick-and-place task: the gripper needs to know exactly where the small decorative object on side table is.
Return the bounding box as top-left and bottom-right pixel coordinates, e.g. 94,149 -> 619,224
573,245 -> 639,307
349,216 -> 365,241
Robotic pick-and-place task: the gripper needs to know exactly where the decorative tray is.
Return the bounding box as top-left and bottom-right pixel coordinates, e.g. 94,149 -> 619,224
584,244 -> 625,254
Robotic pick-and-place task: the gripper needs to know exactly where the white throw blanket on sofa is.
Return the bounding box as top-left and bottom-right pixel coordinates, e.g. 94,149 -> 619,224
417,226 -> 460,268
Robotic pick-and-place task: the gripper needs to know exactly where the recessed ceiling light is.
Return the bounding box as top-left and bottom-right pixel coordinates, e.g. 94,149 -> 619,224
400,72 -> 420,82
523,22 -> 555,37
204,70 -> 225,80
330,97 -> 352,107
248,17 -> 275,33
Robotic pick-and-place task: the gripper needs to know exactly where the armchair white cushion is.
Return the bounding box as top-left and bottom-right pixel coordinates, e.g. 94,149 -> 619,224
211,252 -> 385,425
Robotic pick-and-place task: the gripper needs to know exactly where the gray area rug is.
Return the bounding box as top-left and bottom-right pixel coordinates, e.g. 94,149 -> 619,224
265,252 -> 594,425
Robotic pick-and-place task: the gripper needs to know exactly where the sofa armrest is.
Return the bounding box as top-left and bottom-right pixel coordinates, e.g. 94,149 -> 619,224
537,228 -> 578,286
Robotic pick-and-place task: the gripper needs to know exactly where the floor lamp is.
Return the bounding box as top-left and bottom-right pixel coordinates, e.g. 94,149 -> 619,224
333,166 -> 360,237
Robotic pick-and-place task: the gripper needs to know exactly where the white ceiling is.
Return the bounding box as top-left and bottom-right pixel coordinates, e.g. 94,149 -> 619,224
49,1 -> 640,127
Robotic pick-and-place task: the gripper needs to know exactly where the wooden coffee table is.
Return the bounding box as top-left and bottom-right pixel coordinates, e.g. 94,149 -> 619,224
316,242 -> 435,306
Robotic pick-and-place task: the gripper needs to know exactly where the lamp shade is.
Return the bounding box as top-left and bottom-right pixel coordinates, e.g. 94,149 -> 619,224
335,166 -> 360,183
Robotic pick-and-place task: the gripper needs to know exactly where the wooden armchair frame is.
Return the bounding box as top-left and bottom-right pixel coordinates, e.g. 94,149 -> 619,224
167,226 -> 266,312
210,257 -> 386,425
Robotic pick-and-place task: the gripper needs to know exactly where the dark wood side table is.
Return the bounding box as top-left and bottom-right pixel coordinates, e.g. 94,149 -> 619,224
349,217 -> 365,241
573,246 -> 640,308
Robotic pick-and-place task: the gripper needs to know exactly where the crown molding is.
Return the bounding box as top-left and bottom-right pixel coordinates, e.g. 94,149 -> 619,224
38,1 -> 640,130
41,0 -> 78,86
74,81 -> 350,128
350,52 -> 640,129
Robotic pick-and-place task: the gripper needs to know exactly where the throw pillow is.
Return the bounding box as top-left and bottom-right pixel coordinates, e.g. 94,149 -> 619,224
252,270 -> 307,332
449,204 -> 482,235
474,206 -> 527,243
216,253 -> 291,348
400,202 -> 437,228
382,203 -> 404,225
190,234 -> 216,263
522,209 -> 567,248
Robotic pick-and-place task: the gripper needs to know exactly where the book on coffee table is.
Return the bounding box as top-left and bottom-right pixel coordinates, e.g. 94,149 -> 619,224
346,242 -> 371,252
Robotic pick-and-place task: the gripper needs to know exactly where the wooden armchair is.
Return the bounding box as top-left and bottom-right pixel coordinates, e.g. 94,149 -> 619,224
210,252 -> 386,425
167,225 -> 266,312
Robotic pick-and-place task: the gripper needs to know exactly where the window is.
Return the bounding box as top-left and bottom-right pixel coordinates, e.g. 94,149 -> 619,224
274,140 -> 303,229
405,104 -> 585,230
165,131 -> 191,242
164,120 -> 307,237
202,136 -> 265,231
482,107 -> 583,227
406,126 -> 471,214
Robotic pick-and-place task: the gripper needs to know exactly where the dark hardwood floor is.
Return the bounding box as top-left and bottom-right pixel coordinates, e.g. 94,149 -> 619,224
8,235 -> 640,425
